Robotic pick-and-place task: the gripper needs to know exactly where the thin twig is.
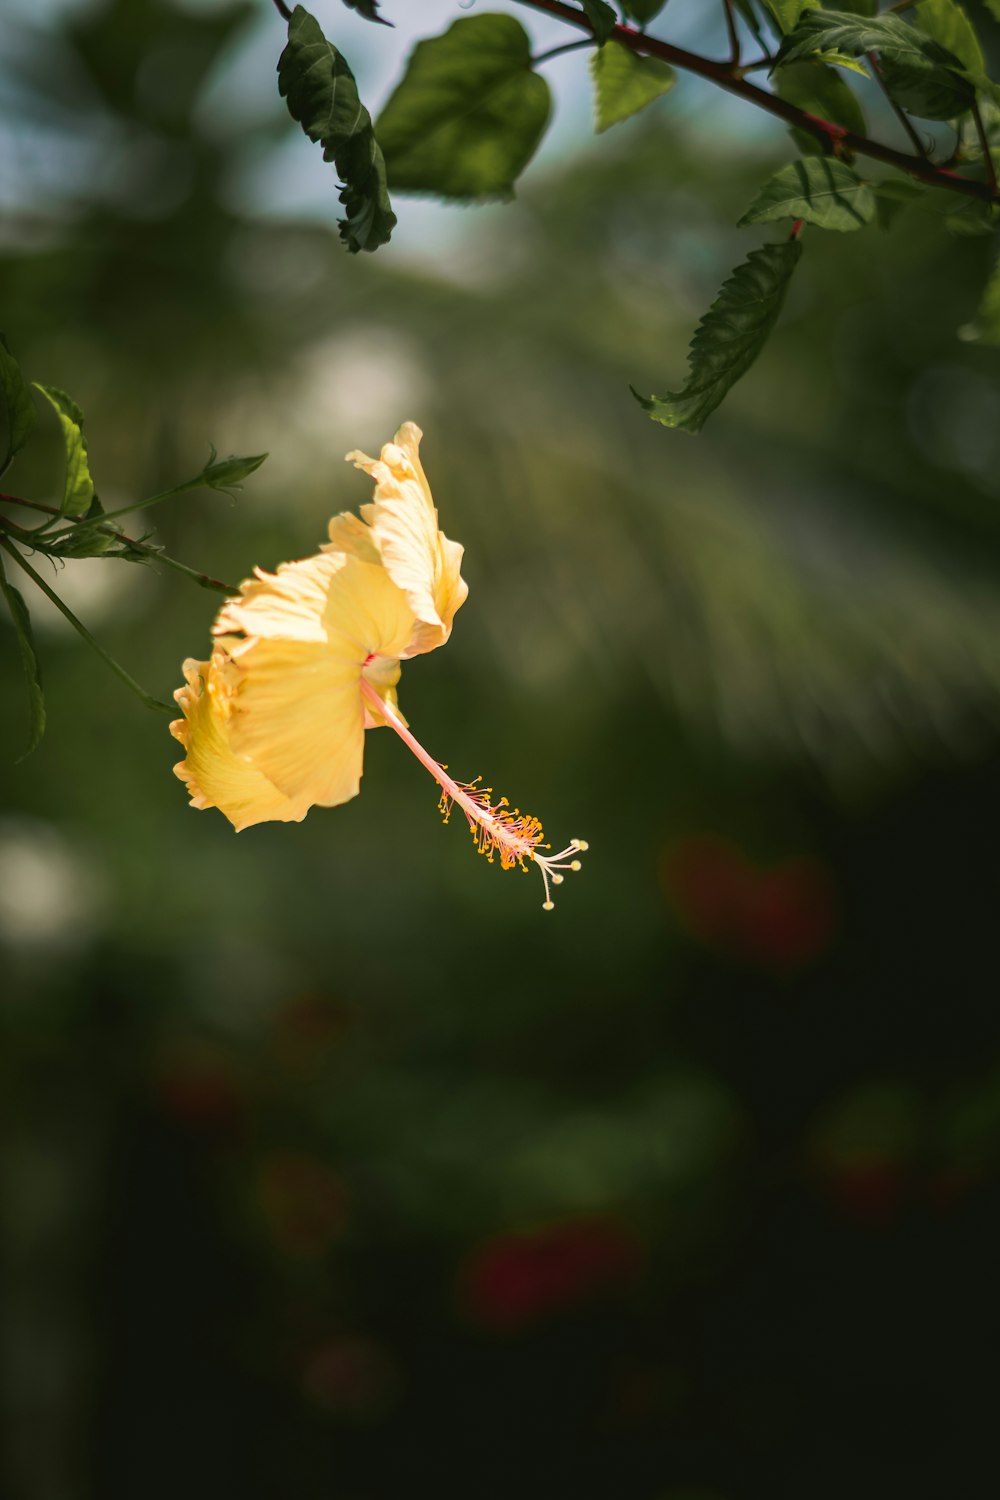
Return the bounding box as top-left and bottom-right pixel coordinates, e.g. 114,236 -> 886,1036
722,0 -> 740,67
0,490 -> 239,595
138,551 -> 240,597
868,50 -> 929,160
0,536 -> 174,713
512,0 -> 1000,206
270,0 -> 292,20
532,38 -> 594,65
972,98 -> 998,195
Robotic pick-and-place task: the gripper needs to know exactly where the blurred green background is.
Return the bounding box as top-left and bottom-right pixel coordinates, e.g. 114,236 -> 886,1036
3,2 -> 1000,1497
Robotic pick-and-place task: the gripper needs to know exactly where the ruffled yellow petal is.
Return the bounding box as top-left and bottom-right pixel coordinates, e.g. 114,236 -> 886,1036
222,635 -> 365,811
325,510 -> 381,565
220,553 -> 418,808
214,551 -> 348,643
339,421 -> 468,658
170,655 -> 308,832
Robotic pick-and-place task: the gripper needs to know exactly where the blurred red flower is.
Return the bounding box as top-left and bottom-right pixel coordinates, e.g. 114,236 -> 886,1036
661,834 -> 836,969
459,1217 -> 644,1332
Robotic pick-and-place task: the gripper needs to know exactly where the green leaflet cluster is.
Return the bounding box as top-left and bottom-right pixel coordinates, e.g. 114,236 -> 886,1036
272,1 -> 1000,433
0,338 -> 266,756
277,6 -> 396,252
376,15 -> 552,202
632,0 -> 1000,432
633,243 -> 803,434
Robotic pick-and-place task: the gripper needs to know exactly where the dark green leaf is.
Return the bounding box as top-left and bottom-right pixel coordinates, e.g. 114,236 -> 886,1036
895,170 -> 998,234
879,53 -> 974,119
47,495 -> 117,557
739,158 -> 875,231
340,0 -> 392,25
873,177 -> 926,229
0,335 -> 36,476
33,384 -> 94,518
277,5 -> 396,253
619,1 -> 668,24
778,9 -> 974,119
377,15 -> 551,202
942,200 -> 999,235
909,0 -> 1000,113
632,240 -> 803,434
0,550 -> 45,757
591,39 -> 674,133
760,0 -> 819,34
779,9 -> 949,62
580,0 -> 617,45
200,451 -> 268,491
732,0 -> 773,49
960,253 -> 1000,345
779,8 -> 977,120
773,60 -> 867,153
912,0 -> 984,77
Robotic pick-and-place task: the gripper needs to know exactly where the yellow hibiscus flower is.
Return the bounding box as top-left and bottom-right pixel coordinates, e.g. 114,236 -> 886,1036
170,423 -> 586,909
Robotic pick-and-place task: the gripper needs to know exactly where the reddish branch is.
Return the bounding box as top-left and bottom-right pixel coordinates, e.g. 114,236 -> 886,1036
514,0 -> 1000,206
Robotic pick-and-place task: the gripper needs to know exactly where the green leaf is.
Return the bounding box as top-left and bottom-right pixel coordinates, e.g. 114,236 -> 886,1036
912,0 -> 984,77
277,5 -> 396,253
591,39 -> 674,133
0,335 -> 36,477
200,451 -> 268,491
632,240 -> 803,434
1,539 -> 172,715
340,0 -> 391,25
580,0 -> 617,44
773,59 -> 867,151
0,550 -> 45,757
739,158 -> 875,231
377,15 -> 551,202
983,0 -> 1000,20
960,253 -> 1000,345
760,0 -> 819,34
619,0 -> 668,23
879,54 -> 974,120
33,384 -> 94,518
732,0 -> 774,50
910,0 -> 1000,114
778,9 -> 974,120
942,199 -> 999,235
779,9 -> 947,62
873,177 -> 926,229
47,495 -> 117,558
811,50 -> 871,79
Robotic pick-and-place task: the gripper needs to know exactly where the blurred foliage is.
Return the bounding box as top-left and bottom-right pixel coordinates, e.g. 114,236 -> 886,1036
2,2 -> 1000,1498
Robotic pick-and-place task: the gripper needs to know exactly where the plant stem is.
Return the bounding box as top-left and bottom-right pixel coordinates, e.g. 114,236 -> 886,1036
868,50 -> 929,159
0,537 -> 174,714
0,490 -> 240,594
533,38 -> 594,65
270,0 -> 292,19
143,552 -> 240,597
512,0 -> 1000,205
972,98 -> 998,195
722,0 -> 740,67
51,478 -> 205,533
